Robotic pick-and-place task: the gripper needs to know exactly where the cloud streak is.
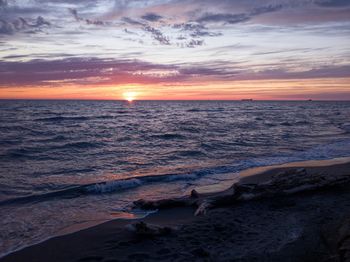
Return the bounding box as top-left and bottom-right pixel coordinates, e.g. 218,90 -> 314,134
1,57 -> 349,87
196,4 -> 284,25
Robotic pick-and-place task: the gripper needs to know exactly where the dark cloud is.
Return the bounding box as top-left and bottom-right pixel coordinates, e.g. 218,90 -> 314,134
122,17 -> 145,26
0,3 -> 45,20
35,16 -> 51,27
196,13 -> 250,24
173,23 -> 206,31
177,35 -> 187,40
141,13 -> 163,22
68,8 -> 106,26
185,39 -> 204,48
0,20 -> 13,34
0,16 -> 50,35
0,0 -> 7,8
190,30 -> 222,38
143,25 -> 170,45
196,3 -> 285,25
2,56 -> 348,88
68,8 -> 79,21
0,57 -> 238,87
0,57 -> 174,86
122,17 -> 209,47
173,22 -> 222,38
250,4 -> 284,16
315,0 -> 350,7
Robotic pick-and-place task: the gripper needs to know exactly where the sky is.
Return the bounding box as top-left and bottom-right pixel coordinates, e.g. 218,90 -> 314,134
0,0 -> 349,100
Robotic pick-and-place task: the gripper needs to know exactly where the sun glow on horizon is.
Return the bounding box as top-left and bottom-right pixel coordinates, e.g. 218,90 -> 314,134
123,91 -> 138,102
0,78 -> 349,100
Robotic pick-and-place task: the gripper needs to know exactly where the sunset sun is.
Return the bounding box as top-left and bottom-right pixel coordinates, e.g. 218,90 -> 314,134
123,91 -> 138,102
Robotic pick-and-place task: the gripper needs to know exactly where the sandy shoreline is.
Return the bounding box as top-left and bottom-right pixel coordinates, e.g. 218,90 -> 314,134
2,157 -> 350,262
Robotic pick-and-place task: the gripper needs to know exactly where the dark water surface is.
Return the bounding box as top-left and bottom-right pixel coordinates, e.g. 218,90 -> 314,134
1,100 -> 350,256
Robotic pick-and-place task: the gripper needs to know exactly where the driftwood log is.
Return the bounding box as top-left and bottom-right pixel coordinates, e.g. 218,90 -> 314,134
133,167 -> 350,216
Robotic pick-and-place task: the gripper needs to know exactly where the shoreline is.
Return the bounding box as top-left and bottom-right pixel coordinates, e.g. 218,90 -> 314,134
2,157 -> 350,261
239,156 -> 350,184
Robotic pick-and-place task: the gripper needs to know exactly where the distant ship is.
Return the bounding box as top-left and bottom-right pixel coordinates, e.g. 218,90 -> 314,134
241,99 -> 253,101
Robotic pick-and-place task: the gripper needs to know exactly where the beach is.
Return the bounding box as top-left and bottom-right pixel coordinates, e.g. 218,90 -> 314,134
2,158 -> 350,262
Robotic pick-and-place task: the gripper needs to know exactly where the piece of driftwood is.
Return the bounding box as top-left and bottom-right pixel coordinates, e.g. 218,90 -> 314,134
133,167 -> 350,216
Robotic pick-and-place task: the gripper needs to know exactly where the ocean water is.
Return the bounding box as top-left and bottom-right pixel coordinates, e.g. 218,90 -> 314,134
1,100 -> 350,256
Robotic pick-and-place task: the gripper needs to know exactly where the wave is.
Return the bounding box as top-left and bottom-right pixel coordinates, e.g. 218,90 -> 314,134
151,133 -> 186,140
31,135 -> 66,143
34,116 -> 90,122
177,150 -> 205,157
341,124 -> 350,133
187,108 -> 201,112
295,120 -> 310,125
0,125 -> 36,132
2,138 -> 350,207
0,172 -> 203,206
2,148 -> 46,160
95,115 -> 115,119
0,140 -> 21,146
1,141 -> 101,159
187,108 -> 225,113
58,141 -> 102,149
280,121 -> 293,126
35,115 -> 121,121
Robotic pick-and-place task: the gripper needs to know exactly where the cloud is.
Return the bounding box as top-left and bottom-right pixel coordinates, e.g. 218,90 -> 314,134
0,57 -> 174,86
196,13 -> 250,24
123,28 -> 139,35
0,16 -> 50,35
143,25 -> 170,45
122,16 -> 213,47
315,0 -> 350,7
250,4 -> 284,16
234,64 -> 350,80
0,0 -> 7,8
0,57 -> 234,87
141,13 -> 163,22
35,16 -> 51,27
68,8 -> 79,21
0,19 -> 14,34
1,57 -> 349,88
173,22 -> 222,38
122,17 -> 145,26
196,3 -> 285,25
0,2 -> 45,19
68,8 -> 106,26
122,16 -> 172,45
185,39 -> 204,48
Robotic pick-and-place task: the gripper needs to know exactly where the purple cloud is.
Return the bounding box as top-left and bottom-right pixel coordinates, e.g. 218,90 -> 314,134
143,25 -> 170,45
68,8 -> 106,26
1,57 -> 349,87
0,16 -> 50,35
141,13 -> 163,22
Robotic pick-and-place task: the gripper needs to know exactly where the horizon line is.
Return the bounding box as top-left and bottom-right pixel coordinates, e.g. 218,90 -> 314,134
0,99 -> 349,102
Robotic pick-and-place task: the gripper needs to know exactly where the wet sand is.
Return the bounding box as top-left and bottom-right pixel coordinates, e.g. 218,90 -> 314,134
2,158 -> 350,262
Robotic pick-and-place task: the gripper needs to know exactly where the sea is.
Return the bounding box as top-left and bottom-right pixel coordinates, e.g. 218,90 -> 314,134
1,100 -> 350,257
